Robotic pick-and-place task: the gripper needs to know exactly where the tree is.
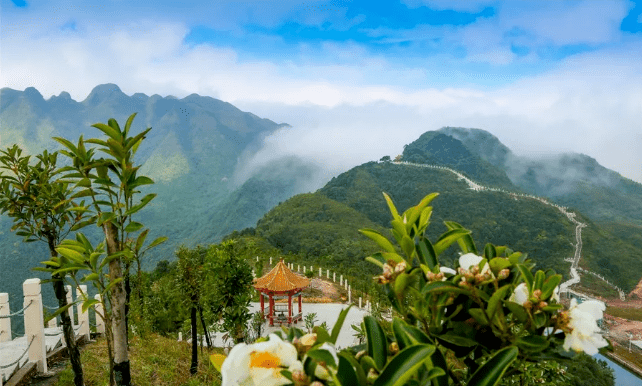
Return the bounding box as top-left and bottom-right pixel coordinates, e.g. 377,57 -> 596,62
54,113 -> 162,386
175,245 -> 209,375
0,145 -> 85,386
380,155 -> 391,162
207,240 -> 254,344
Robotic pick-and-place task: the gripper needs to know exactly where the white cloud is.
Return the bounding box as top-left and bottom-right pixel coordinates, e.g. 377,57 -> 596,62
1,16 -> 642,184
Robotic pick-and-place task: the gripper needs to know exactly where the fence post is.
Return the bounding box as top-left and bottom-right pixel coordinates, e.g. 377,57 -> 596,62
47,315 -> 58,328
298,265 -> 300,272
333,272 -> 336,282
94,294 -> 105,335
270,257 -> 273,265
359,297 -> 362,308
319,268 -> 322,277
65,285 -> 75,325
23,278 -> 47,373
326,269 -> 329,279
304,266 -> 306,273
340,275 -> 343,285
348,286 -> 351,304
0,293 -> 10,342
76,286 -> 90,341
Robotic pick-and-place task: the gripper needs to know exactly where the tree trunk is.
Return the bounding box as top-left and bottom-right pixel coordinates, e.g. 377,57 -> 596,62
124,262 -> 131,345
198,306 -> 211,348
104,222 -> 131,386
190,304 -> 198,375
48,238 -> 84,386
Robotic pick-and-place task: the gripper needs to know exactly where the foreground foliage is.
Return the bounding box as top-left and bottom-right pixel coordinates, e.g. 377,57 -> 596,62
213,192 -> 611,386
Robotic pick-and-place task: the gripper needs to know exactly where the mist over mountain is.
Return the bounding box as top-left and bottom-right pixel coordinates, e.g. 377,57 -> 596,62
0,84 -> 321,311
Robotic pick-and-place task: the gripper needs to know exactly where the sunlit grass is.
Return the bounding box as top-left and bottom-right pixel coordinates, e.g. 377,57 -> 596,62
55,334 -> 222,386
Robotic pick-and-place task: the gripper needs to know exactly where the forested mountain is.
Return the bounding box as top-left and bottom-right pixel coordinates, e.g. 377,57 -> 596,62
248,160 -> 642,293
0,84 -> 314,311
440,126 -> 642,225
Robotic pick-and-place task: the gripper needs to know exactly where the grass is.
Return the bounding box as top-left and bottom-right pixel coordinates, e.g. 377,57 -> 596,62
573,273 -> 620,299
605,306 -> 642,322
55,334 -> 222,386
610,345 -> 642,369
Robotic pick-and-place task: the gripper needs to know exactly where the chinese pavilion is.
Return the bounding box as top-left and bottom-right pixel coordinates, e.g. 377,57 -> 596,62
253,259 -> 310,326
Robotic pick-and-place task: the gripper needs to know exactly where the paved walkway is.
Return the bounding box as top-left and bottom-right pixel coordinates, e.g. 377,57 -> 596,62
193,302 -> 370,350
0,327 -> 65,383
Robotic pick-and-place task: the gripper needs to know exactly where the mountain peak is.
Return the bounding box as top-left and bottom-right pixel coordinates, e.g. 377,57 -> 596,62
23,87 -> 45,103
83,83 -> 126,105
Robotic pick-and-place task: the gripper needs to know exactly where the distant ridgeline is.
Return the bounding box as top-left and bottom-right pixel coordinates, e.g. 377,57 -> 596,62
248,130 -> 642,296
2,84 -> 642,317
0,84 -> 312,317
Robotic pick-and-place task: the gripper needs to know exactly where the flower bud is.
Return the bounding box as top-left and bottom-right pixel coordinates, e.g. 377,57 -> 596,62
498,269 -> 510,280
538,301 -> 548,309
389,341 -> 399,355
533,289 -> 542,299
367,368 -> 379,383
355,350 -> 366,360
300,333 -> 317,346
426,272 -> 435,281
292,370 -> 309,385
474,274 -> 485,283
382,264 -> 393,278
394,262 -> 407,273
310,382 -> 325,386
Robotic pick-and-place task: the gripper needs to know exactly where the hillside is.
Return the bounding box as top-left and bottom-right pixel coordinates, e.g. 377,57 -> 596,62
251,160 -> 641,292
440,126 -> 642,225
0,84 -> 314,319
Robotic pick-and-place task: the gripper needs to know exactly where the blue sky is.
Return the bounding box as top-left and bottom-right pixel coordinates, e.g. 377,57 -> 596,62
2,0 -> 642,183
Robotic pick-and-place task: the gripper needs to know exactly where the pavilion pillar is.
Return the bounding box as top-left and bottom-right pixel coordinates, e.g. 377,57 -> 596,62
260,292 -> 265,320
288,293 -> 292,324
269,294 -> 275,326
298,293 -> 302,320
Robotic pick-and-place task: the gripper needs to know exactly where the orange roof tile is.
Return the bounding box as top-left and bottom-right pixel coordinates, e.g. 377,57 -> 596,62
253,259 -> 310,292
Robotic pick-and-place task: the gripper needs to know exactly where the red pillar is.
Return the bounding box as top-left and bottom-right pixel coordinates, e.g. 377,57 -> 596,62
298,293 -> 302,322
269,293 -> 275,326
260,292 -> 264,320
288,293 -> 292,325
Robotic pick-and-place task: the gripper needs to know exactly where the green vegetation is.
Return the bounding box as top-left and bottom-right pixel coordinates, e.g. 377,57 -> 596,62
55,335 -> 222,386
605,306 -> 642,322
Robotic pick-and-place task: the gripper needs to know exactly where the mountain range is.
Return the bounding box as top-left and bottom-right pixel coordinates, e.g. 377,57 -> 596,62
2,84 -> 642,313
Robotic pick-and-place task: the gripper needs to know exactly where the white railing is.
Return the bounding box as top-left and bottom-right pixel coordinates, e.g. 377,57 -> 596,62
0,280 -> 106,385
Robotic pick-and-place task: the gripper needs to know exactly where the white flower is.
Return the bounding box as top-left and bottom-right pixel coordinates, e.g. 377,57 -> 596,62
439,266 -> 456,276
458,253 -> 491,275
221,334 -> 302,386
563,299 -> 608,355
459,253 -> 483,271
509,283 -> 530,306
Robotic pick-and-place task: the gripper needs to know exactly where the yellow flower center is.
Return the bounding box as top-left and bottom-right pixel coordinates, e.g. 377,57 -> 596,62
249,351 -> 281,368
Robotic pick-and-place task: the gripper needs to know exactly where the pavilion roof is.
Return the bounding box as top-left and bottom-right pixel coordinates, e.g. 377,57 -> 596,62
253,259 -> 310,293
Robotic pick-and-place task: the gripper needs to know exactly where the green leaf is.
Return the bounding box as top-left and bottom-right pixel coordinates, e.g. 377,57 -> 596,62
364,316 -> 387,371
436,333 -> 478,348
360,229 -> 397,254
434,229 -> 472,257
444,221 -> 478,255
392,318 -> 430,350
47,303 -> 75,320
145,236 -> 168,250
468,308 -> 489,326
124,221 -> 144,233
135,229 -> 150,252
394,273 -> 414,295
330,305 -> 352,344
541,274 -> 562,300
129,176 -> 154,190
104,277 -> 124,294
83,273 -> 99,282
307,347 -> 337,368
430,348 -> 449,386
81,298 -> 99,313
486,284 -> 511,320
313,325 -> 332,344
533,270 -> 545,291
92,122 -> 122,141
124,193 -> 156,216
366,255 -> 385,268
516,335 -> 549,353
96,212 -> 116,227
421,281 -> 471,297
338,353 -> 366,386
484,243 -> 497,260
488,258 -> 511,275
467,346 -> 518,386
517,264 -> 534,291
416,238 -> 436,269
56,246 -> 85,264
400,235 -> 415,259
505,302 -> 528,323
373,344 -> 437,386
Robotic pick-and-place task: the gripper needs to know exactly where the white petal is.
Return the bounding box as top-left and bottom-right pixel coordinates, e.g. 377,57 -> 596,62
510,283 -> 529,306
576,300 -> 605,320
440,267 -> 456,276
222,343 -> 251,386
459,253 -> 483,271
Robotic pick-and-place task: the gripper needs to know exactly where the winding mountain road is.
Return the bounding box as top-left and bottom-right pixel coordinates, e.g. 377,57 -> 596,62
390,161 -> 625,301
